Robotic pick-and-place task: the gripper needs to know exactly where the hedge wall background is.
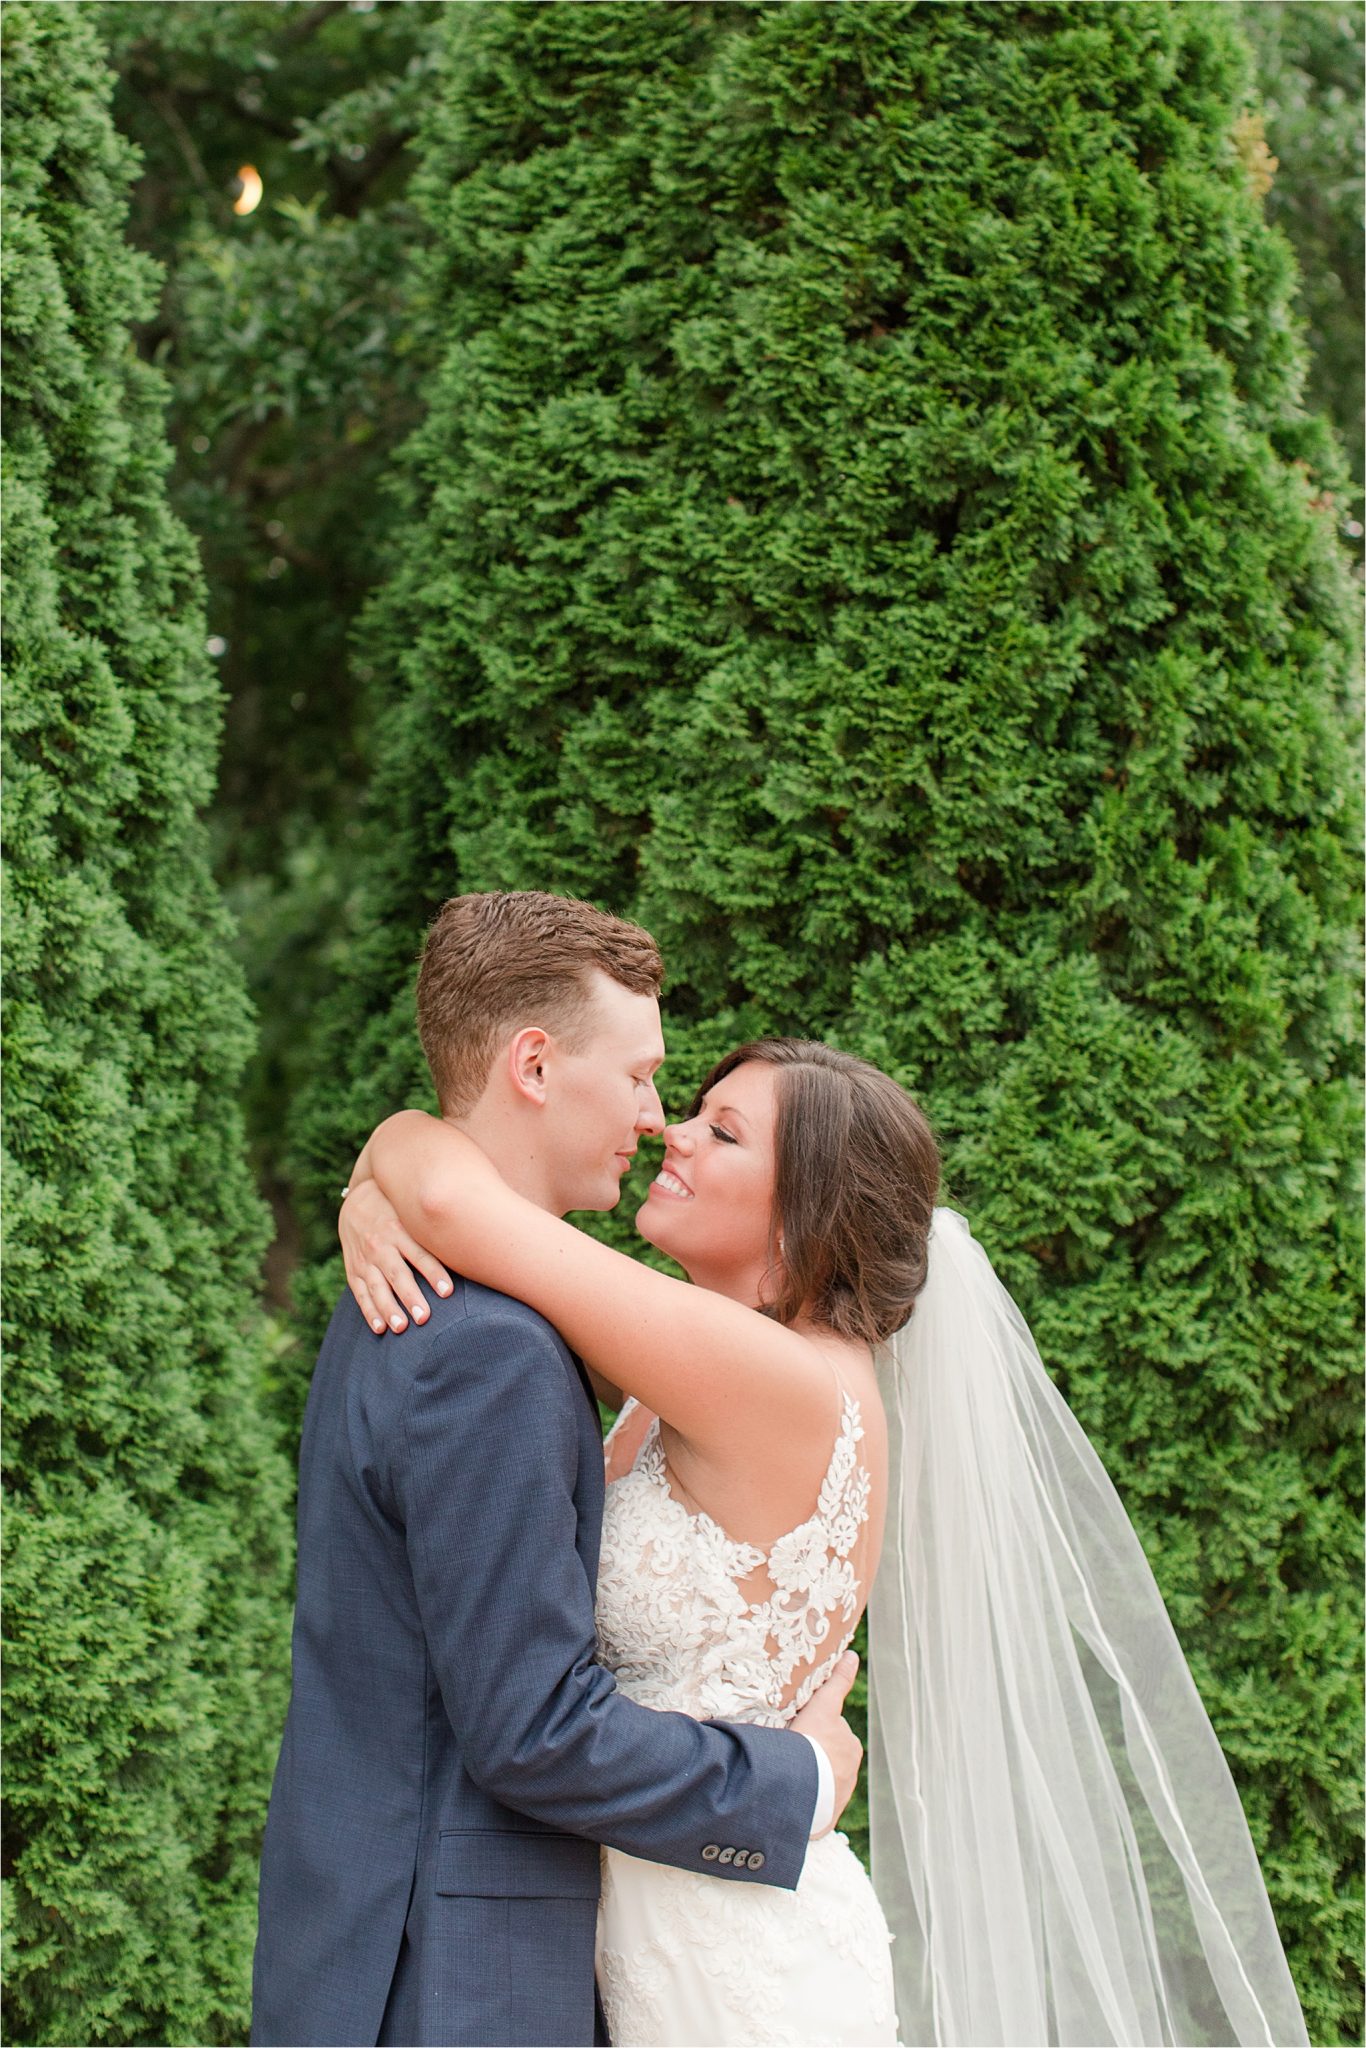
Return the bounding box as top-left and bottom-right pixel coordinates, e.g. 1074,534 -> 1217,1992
97,0 -> 444,1295
288,5 -> 1362,2040
2,8 -> 292,2043
2,2 -> 1360,2043
97,0 -> 1365,1245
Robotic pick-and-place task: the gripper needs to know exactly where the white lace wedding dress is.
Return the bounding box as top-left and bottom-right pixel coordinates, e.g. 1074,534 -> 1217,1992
595,1391 -> 898,2048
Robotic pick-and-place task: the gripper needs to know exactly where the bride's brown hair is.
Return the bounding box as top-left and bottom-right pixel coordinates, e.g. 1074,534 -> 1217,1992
687,1039 -> 940,1346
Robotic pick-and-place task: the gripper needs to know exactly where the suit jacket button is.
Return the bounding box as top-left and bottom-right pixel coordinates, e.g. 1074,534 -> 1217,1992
701,1843 -> 720,1861
748,1851 -> 765,1870
717,1846 -> 736,1864
733,1849 -> 751,1868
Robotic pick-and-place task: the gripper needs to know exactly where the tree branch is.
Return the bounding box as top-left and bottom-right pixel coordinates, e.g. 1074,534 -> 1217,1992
278,0 -> 350,46
147,87 -> 218,207
325,127 -> 416,217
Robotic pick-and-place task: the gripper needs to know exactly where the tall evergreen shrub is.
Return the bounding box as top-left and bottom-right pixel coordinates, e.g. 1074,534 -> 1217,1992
100,0 -> 444,1217
2,8 -> 292,2041
294,5 -> 1362,2035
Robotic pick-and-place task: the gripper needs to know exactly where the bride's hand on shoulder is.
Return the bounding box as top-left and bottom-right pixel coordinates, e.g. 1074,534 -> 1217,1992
340,1178 -> 453,1336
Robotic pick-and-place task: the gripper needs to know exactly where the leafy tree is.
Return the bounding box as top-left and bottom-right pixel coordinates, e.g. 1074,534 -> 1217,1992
2,6 -> 292,2039
100,0 -> 442,1255
96,1 -> 1361,1292
293,6 -> 1363,2036
1241,1 -> 1364,508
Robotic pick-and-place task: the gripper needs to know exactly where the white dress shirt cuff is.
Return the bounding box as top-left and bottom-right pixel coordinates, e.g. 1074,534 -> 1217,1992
799,1732 -> 835,1838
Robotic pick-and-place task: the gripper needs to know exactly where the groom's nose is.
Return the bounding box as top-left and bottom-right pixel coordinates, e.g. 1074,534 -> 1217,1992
635,1082 -> 665,1136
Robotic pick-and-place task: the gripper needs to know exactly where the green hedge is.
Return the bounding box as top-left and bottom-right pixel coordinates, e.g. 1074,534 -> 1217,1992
292,4 -> 1362,2037
2,8 -> 292,2041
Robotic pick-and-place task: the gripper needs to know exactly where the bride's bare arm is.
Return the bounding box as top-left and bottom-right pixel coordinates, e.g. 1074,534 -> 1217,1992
341,1111 -> 833,1454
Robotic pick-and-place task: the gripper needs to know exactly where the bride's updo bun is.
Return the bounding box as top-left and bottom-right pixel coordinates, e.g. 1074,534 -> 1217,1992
687,1039 -> 940,1346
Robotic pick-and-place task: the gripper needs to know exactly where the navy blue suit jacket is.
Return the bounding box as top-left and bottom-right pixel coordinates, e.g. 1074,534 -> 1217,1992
251,1277 -> 816,2047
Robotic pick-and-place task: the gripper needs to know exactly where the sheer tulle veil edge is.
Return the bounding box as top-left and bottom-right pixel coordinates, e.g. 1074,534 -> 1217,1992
867,1207 -> 1308,2048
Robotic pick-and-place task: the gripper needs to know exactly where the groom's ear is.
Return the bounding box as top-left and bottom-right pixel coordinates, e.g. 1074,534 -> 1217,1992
506,1025 -> 553,1105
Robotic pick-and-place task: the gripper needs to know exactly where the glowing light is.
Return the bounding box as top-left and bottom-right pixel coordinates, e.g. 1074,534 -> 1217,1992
231,165 -> 263,217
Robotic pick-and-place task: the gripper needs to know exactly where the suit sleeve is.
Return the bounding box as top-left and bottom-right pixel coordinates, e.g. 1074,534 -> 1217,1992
393,1297 -> 818,1889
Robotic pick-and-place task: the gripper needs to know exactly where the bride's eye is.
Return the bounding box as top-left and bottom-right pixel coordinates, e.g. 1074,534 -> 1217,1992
709,1124 -> 738,1145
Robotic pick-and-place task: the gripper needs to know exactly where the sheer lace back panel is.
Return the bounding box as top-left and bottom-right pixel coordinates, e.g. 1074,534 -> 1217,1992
596,1380 -> 876,1728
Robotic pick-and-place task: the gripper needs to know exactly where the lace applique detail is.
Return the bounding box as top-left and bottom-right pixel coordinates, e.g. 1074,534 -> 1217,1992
596,1391 -> 871,1727
597,1836 -> 899,2046
594,1390 -> 897,2046
598,1845 -> 800,2044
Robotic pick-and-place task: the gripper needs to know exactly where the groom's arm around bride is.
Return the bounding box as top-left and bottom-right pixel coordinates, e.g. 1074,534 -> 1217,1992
250,893 -> 861,2048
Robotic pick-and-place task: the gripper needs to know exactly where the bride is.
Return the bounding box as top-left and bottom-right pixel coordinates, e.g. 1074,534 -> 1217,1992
339,1037 -> 1307,2048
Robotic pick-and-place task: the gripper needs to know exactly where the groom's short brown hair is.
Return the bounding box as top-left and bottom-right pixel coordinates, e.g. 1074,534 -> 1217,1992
416,890 -> 663,1114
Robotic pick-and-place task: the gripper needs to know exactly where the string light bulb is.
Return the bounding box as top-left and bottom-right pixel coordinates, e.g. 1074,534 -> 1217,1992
230,165 -> 263,217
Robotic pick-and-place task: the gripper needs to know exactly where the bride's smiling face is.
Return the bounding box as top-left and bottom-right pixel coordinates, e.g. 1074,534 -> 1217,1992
636,1060 -> 780,1302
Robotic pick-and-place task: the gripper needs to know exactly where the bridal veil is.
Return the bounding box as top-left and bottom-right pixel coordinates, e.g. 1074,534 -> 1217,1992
868,1209 -> 1308,2048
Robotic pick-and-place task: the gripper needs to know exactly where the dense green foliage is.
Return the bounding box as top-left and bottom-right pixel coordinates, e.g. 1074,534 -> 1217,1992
1,7 -> 293,2039
95,1 -> 1362,1280
292,5 -> 1362,2036
100,0 -> 441,1248
1242,1 -> 1364,507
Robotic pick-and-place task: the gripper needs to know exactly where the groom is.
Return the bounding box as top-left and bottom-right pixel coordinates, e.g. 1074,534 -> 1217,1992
251,891 -> 862,2048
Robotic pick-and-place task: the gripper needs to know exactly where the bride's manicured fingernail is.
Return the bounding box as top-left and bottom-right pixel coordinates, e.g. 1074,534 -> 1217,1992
373,1318 -> 384,1333
411,1304 -> 425,1320
437,1281 -> 452,1296
390,1313 -> 405,1329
